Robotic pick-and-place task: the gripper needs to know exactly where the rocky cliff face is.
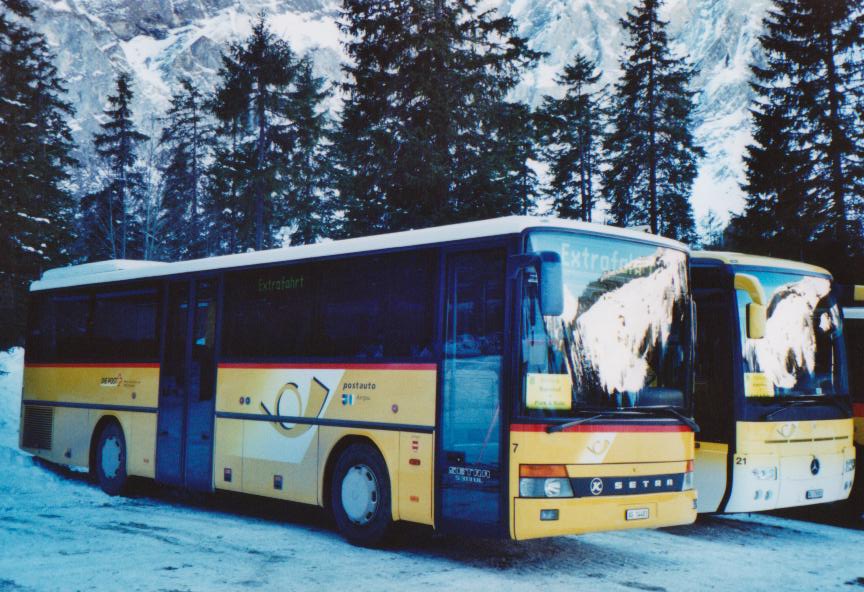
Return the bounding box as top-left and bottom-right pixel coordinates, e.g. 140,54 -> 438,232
33,0 -> 771,221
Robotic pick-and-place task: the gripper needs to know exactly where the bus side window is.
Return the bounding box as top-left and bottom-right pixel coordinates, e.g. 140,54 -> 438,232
91,287 -> 159,362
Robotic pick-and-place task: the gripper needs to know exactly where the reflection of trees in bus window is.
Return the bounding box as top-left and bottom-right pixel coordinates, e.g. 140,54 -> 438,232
523,232 -> 690,416
739,273 -> 844,397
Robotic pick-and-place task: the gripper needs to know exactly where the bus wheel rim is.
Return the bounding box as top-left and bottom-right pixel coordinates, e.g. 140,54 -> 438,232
341,464 -> 379,525
101,436 -> 122,479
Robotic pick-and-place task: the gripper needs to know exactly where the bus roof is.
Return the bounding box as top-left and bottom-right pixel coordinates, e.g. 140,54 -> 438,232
33,216 -> 689,292
691,250 -> 831,278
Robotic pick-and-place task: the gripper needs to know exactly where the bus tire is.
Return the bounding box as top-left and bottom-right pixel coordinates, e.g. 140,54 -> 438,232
330,443 -> 392,546
95,421 -> 128,496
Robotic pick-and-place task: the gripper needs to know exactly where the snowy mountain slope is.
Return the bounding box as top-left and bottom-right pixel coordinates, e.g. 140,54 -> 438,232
32,0 -> 770,222
2,349 -> 864,590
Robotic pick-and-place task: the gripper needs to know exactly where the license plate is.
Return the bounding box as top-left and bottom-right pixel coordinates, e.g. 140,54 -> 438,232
806,489 -> 823,500
626,508 -> 650,521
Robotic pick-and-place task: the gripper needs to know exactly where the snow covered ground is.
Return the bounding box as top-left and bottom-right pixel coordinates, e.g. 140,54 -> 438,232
2,348 -> 864,592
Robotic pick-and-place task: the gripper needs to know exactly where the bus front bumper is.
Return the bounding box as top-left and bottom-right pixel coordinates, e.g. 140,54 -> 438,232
724,452 -> 854,512
512,490 -> 697,540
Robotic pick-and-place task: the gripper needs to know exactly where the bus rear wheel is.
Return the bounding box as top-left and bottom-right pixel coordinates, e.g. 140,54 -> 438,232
330,443 -> 392,546
95,421 -> 128,496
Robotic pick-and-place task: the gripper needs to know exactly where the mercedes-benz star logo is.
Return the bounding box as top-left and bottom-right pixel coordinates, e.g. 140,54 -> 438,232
589,478 -> 604,496
810,457 -> 820,476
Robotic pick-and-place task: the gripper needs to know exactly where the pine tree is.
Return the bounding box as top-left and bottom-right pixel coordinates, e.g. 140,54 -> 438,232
602,0 -> 703,241
0,0 -> 77,348
81,72 -> 149,260
731,0 -> 864,272
283,56 -> 333,245
209,15 -> 311,252
537,54 -> 604,221
159,77 -> 209,259
207,49 -> 248,256
335,0 -> 541,237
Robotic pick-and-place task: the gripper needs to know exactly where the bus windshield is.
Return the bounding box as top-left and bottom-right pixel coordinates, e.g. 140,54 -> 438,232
521,231 -> 691,417
737,271 -> 845,398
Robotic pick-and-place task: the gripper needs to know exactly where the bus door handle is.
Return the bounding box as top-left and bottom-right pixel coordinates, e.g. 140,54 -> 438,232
201,433 -> 210,441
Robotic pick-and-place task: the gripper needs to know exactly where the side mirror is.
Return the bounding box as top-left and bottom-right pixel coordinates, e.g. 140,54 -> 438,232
734,273 -> 767,340
854,285 -> 864,303
508,251 -> 564,317
538,251 -> 564,317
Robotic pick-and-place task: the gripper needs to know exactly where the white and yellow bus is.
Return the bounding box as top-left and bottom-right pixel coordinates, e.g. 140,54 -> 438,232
691,252 -> 854,513
20,216 -> 698,544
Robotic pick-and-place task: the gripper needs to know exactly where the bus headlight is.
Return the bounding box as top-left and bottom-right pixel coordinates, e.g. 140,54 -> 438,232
752,466 -> 778,480
519,477 -> 574,498
845,459 -> 856,473
519,465 -> 574,498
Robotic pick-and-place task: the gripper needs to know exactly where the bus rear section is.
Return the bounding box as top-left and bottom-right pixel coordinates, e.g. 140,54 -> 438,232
504,230 -> 697,539
692,253 -> 854,514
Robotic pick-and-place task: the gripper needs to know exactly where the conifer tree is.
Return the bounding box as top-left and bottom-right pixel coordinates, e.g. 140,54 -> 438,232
731,0 -> 864,272
207,50 -> 248,255
208,15 -> 331,252
283,57 -> 333,245
0,0 -> 77,348
537,54 -> 604,221
336,0 -> 541,237
81,72 -> 149,260
602,0 -> 703,241
160,77 -> 209,259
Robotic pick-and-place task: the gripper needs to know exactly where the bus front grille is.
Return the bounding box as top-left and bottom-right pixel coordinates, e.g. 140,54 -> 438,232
22,405 -> 53,450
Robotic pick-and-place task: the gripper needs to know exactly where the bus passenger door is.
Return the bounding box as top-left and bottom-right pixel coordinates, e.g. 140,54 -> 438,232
437,249 -> 506,536
693,291 -> 733,512
156,279 -> 218,491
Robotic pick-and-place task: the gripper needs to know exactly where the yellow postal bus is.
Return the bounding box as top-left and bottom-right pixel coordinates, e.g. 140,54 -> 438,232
20,216 -> 697,544
691,252 -> 854,513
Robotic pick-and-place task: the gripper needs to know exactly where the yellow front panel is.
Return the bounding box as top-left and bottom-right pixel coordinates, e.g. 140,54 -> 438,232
509,427 -> 696,539
736,418 -> 853,454
514,492 -> 695,540
724,419 -> 855,512
214,364 -> 435,524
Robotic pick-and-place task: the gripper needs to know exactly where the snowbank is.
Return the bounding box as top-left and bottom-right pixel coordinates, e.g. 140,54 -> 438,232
0,347 -> 23,449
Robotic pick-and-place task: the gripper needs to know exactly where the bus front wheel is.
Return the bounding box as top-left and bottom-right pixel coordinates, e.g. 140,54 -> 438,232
95,421 -> 128,496
330,443 -> 392,546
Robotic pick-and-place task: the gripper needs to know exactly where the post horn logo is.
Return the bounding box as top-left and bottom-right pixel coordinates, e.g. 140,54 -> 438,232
260,378 -> 330,438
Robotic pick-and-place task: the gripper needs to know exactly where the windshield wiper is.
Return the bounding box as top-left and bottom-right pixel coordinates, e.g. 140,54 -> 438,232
630,406 -> 700,432
546,410 -> 639,433
764,396 -> 851,421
